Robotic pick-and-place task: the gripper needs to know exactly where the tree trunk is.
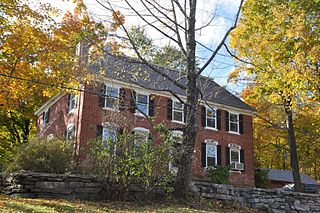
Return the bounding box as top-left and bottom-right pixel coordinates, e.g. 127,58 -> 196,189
284,107 -> 302,192
174,0 -> 198,198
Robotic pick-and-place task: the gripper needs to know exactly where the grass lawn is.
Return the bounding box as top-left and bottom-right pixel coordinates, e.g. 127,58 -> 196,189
0,194 -> 262,213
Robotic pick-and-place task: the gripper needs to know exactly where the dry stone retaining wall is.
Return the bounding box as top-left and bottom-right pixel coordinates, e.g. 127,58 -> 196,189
191,182 -> 320,213
1,171 -> 320,212
0,171 -> 162,201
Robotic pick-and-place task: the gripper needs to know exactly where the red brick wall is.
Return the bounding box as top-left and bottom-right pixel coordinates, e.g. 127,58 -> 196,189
36,93 -> 80,141
37,84 -> 255,186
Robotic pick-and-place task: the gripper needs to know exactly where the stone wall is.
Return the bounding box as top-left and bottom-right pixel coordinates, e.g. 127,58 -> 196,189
1,171 -> 320,213
191,182 -> 320,213
0,171 -> 162,201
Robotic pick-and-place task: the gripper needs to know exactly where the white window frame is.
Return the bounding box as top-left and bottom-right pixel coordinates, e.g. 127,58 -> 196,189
228,144 -> 243,171
103,85 -> 120,111
205,107 -> 217,130
133,127 -> 149,144
102,123 -> 118,152
68,93 -> 77,113
66,124 -> 76,140
135,92 -> 149,117
228,112 -> 240,134
172,100 -> 184,124
205,140 -> 218,168
169,131 -> 183,173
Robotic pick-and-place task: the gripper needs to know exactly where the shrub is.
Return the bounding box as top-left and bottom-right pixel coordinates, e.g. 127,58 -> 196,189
80,124 -> 175,200
255,169 -> 270,188
207,166 -> 230,184
5,138 -> 73,174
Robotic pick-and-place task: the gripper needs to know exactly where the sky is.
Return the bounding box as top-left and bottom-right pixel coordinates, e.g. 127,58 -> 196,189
40,0 -> 242,92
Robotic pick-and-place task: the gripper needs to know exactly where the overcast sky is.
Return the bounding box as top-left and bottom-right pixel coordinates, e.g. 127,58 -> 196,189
40,0 -> 242,92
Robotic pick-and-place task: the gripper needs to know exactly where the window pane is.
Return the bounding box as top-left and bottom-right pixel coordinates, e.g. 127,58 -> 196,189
230,123 -> 238,132
103,128 -> 116,142
106,87 -> 118,98
207,145 -> 216,157
174,101 -> 183,109
207,157 -> 216,167
206,108 -> 215,118
137,103 -> 148,114
173,111 -> 183,122
207,118 -> 215,128
136,94 -> 148,115
106,98 -> 117,108
66,127 -> 74,140
138,94 -> 148,103
231,150 -> 239,162
230,113 -> 238,122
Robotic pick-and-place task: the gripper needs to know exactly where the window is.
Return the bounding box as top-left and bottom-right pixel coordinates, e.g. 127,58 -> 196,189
102,127 -> 117,152
68,93 -> 77,113
172,101 -> 184,123
169,131 -> 183,173
206,140 -> 218,167
104,86 -> 119,109
42,108 -> 50,127
133,127 -> 149,152
228,144 -> 244,171
230,148 -> 240,163
66,125 -> 75,140
229,113 -> 239,133
206,107 -> 216,129
136,93 -> 149,116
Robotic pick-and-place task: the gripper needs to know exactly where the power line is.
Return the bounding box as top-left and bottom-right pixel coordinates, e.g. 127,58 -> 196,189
0,73 -> 233,118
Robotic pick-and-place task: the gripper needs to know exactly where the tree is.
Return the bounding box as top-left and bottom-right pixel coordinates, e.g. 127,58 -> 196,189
127,26 -> 187,70
92,0 -> 244,197
0,0 -> 119,165
229,0 -> 320,191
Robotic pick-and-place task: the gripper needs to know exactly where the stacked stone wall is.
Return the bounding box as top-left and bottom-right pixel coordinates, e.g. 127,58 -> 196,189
1,171 -> 320,212
191,182 -> 320,213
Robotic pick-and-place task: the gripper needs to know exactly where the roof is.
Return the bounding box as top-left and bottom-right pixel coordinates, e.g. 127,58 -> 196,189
261,168 -> 319,185
90,54 -> 255,112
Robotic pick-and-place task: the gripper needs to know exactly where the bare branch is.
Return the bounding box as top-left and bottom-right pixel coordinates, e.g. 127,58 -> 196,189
195,7 -> 217,31
171,0 -> 187,56
96,0 -> 186,90
223,43 -> 256,66
197,0 -> 244,75
126,78 -> 186,105
172,0 -> 188,18
122,0 -> 182,45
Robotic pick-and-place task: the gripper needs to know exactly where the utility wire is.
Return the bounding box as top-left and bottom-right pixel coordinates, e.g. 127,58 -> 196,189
0,73 -> 228,118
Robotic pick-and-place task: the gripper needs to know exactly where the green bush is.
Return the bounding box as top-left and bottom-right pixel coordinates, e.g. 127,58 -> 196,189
207,166 -> 230,184
5,139 -> 73,174
80,124 -> 175,200
255,169 -> 270,188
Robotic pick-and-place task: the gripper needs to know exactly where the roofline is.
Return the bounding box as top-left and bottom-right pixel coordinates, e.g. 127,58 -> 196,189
34,77 -> 256,117
34,92 -> 65,116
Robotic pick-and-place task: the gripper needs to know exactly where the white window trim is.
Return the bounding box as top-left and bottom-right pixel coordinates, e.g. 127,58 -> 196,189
103,85 -> 120,111
205,139 -> 218,168
134,92 -> 149,117
172,100 -> 185,124
133,127 -> 149,143
68,94 -> 77,114
169,131 -> 183,173
228,143 -> 241,164
66,124 -> 75,140
205,107 -> 217,130
228,111 -> 240,134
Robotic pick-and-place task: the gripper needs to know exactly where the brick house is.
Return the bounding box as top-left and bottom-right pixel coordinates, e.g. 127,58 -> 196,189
35,54 -> 256,186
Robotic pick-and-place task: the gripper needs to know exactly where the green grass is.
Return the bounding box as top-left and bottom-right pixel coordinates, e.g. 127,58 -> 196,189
0,194 -> 261,213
